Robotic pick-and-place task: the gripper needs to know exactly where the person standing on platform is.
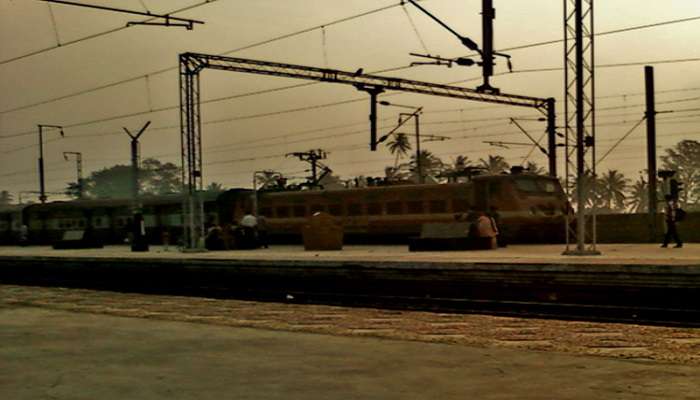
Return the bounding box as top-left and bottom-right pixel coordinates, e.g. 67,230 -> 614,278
476,211 -> 499,249
240,211 -> 258,248
661,195 -> 683,248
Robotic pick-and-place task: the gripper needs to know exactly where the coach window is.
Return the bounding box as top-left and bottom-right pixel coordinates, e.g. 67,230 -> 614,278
328,204 -> 342,216
310,204 -> 325,214
293,205 -> 306,218
452,199 -> 469,213
429,200 -> 447,213
367,203 -> 382,215
386,201 -> 403,215
407,201 -> 424,214
347,203 -> 362,216
276,206 -> 290,218
515,179 -> 538,192
259,207 -> 272,217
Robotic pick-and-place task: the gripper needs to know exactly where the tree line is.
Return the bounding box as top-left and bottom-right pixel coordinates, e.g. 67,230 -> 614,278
1,140 -> 698,212
378,138 -> 700,212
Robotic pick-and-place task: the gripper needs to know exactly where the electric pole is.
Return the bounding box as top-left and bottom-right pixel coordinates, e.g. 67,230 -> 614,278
645,66 -> 657,242
123,121 -> 151,252
287,149 -> 330,188
37,124 -> 64,204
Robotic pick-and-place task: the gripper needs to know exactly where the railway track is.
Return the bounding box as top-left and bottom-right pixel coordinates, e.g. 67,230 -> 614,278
194,288 -> 700,328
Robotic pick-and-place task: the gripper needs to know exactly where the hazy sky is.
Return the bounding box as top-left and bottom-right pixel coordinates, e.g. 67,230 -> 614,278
1,0 -> 699,201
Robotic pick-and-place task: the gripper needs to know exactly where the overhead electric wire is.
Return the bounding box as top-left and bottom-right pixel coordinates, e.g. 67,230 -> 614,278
0,0 -> 221,66
0,1 -> 406,114
1,8 -> 696,126
482,15 -> 700,56
46,2 -> 62,46
401,3 -> 430,53
596,117 -> 647,166
5,52 -> 698,142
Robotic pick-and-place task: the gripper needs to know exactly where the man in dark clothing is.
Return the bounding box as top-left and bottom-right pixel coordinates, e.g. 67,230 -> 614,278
661,195 -> 682,248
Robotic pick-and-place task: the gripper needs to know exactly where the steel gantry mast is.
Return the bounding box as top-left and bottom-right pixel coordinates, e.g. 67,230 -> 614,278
178,52 -> 558,250
563,0 -> 599,255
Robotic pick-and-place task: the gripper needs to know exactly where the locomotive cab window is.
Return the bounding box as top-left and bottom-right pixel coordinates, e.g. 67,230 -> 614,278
540,180 -> 557,193
515,179 -> 539,192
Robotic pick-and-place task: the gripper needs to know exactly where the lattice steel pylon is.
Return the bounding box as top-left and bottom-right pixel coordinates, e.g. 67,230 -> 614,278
563,0 -> 600,255
179,55 -> 206,251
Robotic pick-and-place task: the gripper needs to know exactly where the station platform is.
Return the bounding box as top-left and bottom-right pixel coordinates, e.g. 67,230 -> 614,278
1,243 -> 698,265
1,244 -> 699,326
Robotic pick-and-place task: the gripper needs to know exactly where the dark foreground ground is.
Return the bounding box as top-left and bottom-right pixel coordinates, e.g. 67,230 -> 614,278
1,286 -> 698,400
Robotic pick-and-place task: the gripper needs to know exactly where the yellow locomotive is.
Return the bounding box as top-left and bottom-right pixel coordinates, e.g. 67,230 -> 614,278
222,172 -> 568,244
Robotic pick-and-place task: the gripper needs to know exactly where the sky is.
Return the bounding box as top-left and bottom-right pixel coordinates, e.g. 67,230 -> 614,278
1,0 -> 699,202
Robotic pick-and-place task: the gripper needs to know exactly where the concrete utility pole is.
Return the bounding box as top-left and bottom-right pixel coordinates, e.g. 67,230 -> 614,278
399,112 -> 423,183
37,124 -> 64,204
546,97 -> 557,177
123,121 -> 151,252
645,66 -> 657,242
63,151 -> 83,199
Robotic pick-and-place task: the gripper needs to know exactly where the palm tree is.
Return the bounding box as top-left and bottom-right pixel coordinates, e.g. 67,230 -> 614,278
597,169 -> 629,212
401,150 -> 444,182
626,177 -> 648,213
206,182 -> 226,193
569,170 -> 600,210
660,139 -> 700,208
524,161 -> 546,175
442,155 -> 472,182
479,155 -> 509,175
386,133 -> 411,170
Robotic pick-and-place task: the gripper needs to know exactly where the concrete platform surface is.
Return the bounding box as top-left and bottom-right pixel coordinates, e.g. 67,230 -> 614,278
1,243 -> 699,266
1,306 -> 698,400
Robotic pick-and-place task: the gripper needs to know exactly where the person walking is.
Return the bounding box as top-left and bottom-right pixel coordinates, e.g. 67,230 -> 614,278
661,195 -> 682,248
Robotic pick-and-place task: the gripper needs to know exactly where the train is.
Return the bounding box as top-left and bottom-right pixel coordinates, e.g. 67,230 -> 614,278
223,171 -> 568,243
0,171 -> 568,246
